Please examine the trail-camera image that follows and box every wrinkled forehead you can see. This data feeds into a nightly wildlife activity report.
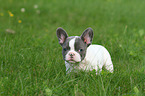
[62,36,76,47]
[62,36,86,49]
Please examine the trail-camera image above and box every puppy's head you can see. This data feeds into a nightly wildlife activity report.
[56,27,93,63]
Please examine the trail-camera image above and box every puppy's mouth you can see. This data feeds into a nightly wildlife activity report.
[68,61,76,63]
[66,59,80,64]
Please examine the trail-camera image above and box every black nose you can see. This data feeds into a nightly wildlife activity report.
[69,52,75,57]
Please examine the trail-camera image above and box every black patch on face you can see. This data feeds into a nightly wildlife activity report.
[61,36,76,60]
[74,37,87,61]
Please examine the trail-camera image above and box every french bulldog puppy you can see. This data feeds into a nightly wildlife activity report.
[56,27,113,74]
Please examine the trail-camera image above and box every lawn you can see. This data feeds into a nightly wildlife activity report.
[0,0,145,95]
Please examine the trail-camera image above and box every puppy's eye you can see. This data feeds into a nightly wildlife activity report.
[79,49,83,52]
[63,48,67,51]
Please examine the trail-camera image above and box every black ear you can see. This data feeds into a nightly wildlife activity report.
[56,27,68,46]
[81,28,93,47]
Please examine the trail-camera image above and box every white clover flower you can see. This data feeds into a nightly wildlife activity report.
[6,29,15,34]
[36,10,40,14]
[21,8,25,12]
[34,5,38,9]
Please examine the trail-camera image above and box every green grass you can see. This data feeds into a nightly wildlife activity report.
[0,0,145,95]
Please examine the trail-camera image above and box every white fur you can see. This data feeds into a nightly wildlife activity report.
[69,37,75,50]
[65,45,114,74]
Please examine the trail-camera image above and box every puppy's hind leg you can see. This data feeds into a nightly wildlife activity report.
[104,62,114,73]
[104,52,114,73]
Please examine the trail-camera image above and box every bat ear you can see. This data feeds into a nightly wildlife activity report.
[56,27,68,46]
[80,28,93,47]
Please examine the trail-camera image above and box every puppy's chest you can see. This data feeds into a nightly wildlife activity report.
[71,59,92,70]
[72,56,98,71]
